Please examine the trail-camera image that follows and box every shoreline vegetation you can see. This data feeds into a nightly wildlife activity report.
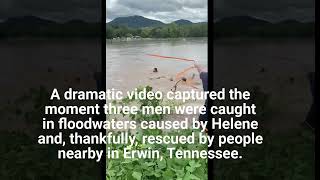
[106,23,208,39]
[0,15,314,39]
[106,15,314,40]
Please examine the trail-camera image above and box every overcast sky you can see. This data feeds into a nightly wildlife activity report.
[106,0,208,23]
[107,0,314,23]
[0,0,314,22]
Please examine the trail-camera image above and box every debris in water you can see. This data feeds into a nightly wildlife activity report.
[156,76,165,79]
[149,76,166,80]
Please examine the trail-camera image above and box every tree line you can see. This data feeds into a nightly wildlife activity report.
[106,23,208,39]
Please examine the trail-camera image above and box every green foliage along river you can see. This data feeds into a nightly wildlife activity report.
[106,23,208,39]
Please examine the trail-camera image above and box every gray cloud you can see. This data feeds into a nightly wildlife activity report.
[106,0,207,23]
[107,0,314,23]
[0,0,314,22]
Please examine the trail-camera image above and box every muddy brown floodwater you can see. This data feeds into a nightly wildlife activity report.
[107,38,315,132]
[106,38,208,93]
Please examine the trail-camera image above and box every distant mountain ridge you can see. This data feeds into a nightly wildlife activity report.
[216,16,270,26]
[0,15,101,38]
[108,15,164,28]
[107,15,200,28]
[4,16,55,25]
[1,15,94,25]
[173,19,193,25]
[108,15,313,28]
[2,15,310,28]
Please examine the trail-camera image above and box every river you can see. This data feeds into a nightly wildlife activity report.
[106,38,208,92]
[106,38,315,131]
